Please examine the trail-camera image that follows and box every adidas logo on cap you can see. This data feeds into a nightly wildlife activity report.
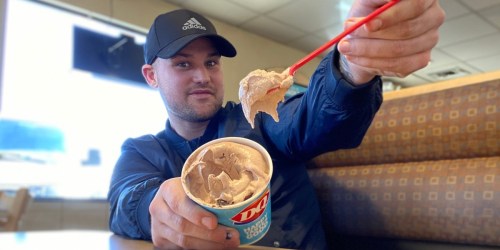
[183,17,207,31]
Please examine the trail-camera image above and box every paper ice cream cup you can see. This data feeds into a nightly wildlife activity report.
[181,137,273,245]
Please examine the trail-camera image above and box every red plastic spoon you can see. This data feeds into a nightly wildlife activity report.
[266,0,400,94]
[290,0,400,76]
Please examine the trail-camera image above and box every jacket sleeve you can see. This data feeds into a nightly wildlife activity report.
[107,136,167,240]
[263,47,383,160]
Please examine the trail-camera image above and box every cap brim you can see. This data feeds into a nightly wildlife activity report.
[156,34,237,60]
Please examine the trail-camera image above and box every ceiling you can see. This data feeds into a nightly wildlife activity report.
[163,0,500,90]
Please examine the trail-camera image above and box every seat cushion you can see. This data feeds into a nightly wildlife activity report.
[308,157,500,247]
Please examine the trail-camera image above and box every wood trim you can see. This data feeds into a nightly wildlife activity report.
[383,70,500,101]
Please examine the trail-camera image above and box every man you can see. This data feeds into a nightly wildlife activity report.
[108,1,445,249]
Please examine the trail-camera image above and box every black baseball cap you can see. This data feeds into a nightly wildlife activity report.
[144,9,237,64]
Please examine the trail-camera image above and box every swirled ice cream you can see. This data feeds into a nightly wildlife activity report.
[239,68,293,128]
[182,140,270,207]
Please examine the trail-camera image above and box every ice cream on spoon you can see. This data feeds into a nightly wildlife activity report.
[238,68,293,128]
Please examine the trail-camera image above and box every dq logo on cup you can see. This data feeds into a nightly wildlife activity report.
[232,190,269,225]
[205,185,272,245]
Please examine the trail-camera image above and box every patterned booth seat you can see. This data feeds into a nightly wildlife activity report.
[308,71,500,250]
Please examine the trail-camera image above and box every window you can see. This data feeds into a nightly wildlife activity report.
[0,0,166,199]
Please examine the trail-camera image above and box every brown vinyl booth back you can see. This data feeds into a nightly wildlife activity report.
[308,71,500,248]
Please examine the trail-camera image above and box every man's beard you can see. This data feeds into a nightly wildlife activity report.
[166,100,222,123]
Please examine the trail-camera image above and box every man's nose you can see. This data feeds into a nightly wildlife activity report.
[193,67,210,84]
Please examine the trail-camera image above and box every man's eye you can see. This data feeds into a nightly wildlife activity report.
[177,62,189,68]
[207,61,217,67]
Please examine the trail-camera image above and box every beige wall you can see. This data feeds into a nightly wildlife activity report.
[44,0,322,103]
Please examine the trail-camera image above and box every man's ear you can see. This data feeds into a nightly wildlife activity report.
[142,64,158,88]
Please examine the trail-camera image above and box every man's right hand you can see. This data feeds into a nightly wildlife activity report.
[149,178,240,249]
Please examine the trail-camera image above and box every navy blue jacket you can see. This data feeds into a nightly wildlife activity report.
[108,49,383,249]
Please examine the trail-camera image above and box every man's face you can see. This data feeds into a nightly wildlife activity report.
[152,38,225,123]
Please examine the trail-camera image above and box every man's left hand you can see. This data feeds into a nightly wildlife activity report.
[338,0,446,85]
